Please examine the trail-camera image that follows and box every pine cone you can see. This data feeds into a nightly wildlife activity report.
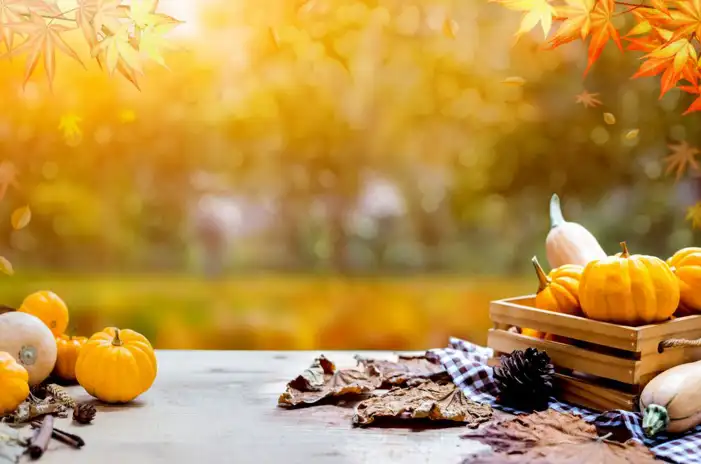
[493,347,555,411]
[72,404,96,425]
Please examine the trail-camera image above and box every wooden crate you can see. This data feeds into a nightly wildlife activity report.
[488,295,701,412]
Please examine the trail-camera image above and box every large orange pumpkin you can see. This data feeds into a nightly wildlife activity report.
[667,247,701,315]
[54,335,87,381]
[580,242,679,325]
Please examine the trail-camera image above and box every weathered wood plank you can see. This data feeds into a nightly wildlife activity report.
[33,350,493,464]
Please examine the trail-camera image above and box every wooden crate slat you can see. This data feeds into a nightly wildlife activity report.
[636,316,701,354]
[488,329,637,384]
[554,373,638,411]
[490,297,639,352]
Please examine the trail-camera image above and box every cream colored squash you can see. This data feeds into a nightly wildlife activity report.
[640,360,701,437]
[0,312,57,385]
[545,194,607,269]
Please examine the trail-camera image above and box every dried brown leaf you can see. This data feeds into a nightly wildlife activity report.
[278,355,381,407]
[462,409,656,463]
[355,354,448,387]
[353,381,492,427]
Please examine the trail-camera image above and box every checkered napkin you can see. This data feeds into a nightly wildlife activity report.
[426,337,701,464]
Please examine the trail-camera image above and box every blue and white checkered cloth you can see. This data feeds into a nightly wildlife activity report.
[427,337,701,464]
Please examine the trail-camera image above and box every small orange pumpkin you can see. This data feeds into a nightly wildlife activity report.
[667,247,701,315]
[18,291,69,337]
[0,351,29,415]
[76,327,157,403]
[521,257,583,338]
[54,335,87,381]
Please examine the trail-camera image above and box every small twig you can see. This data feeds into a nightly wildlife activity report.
[27,416,53,460]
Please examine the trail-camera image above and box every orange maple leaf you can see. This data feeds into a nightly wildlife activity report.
[665,140,700,180]
[548,0,622,75]
[632,29,699,97]
[575,89,602,107]
[677,83,701,114]
[1,12,84,88]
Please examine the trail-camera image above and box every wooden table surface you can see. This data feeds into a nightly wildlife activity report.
[37,350,494,464]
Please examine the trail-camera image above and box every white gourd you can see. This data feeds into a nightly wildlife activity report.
[0,311,57,385]
[545,194,607,269]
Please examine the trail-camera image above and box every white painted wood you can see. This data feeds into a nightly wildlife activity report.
[33,351,493,464]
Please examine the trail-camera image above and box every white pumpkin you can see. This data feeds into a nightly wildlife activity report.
[0,312,57,385]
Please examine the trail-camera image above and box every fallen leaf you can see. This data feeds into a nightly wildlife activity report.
[603,112,616,124]
[462,409,656,463]
[278,355,381,407]
[0,161,18,202]
[10,205,30,230]
[574,90,602,108]
[58,113,82,142]
[501,76,526,86]
[355,354,448,387]
[353,381,493,427]
[687,202,701,229]
[625,129,639,140]
[665,140,700,180]
[443,18,459,38]
[0,257,14,276]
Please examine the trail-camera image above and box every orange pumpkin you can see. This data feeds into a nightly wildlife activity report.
[521,257,583,338]
[667,247,701,315]
[18,291,69,337]
[580,242,679,325]
[54,335,87,381]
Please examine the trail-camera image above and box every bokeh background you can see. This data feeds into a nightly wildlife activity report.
[0,0,699,350]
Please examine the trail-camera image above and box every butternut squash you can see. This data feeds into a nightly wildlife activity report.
[545,194,607,269]
[640,360,701,437]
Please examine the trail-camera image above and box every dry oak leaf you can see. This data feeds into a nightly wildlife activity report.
[355,354,449,388]
[353,381,492,427]
[574,90,602,108]
[278,355,381,407]
[462,409,656,463]
[665,140,700,180]
[2,11,84,87]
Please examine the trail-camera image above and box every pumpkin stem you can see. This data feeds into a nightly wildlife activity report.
[620,241,630,258]
[531,256,550,292]
[112,328,124,347]
[549,194,565,229]
[642,404,669,438]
